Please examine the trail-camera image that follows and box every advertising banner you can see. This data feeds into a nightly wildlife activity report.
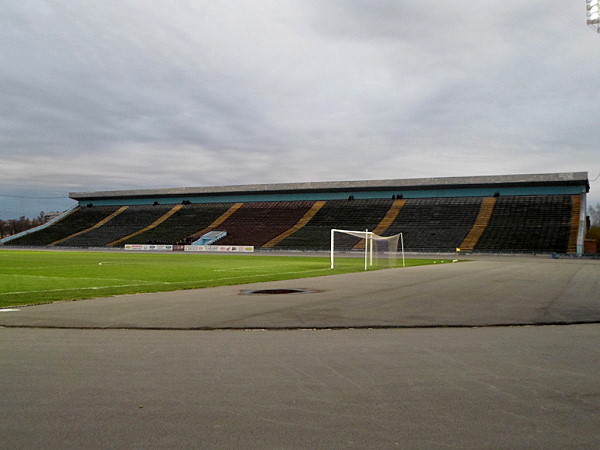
[124,244,173,251]
[184,245,254,253]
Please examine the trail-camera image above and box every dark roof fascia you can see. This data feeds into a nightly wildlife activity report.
[69,172,590,201]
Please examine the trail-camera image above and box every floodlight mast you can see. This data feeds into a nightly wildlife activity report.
[587,0,600,33]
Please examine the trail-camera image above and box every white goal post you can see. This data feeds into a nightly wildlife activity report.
[330,229,404,270]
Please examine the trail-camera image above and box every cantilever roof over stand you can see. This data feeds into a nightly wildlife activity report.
[69,172,590,204]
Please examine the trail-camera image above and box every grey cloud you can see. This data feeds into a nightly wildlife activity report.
[0,0,599,219]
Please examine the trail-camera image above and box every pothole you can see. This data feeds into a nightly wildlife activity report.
[241,288,321,295]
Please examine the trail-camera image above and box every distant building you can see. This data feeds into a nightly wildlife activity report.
[42,211,63,223]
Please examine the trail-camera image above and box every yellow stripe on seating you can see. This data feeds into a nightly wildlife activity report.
[189,203,244,239]
[108,204,185,247]
[567,195,581,253]
[50,206,129,246]
[458,197,497,251]
[353,199,406,249]
[262,201,327,248]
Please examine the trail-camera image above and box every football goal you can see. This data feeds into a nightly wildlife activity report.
[330,229,404,270]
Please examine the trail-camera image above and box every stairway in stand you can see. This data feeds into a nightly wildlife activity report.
[353,199,406,249]
[567,195,581,253]
[459,197,497,251]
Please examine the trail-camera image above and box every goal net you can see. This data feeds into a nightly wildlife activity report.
[330,229,404,270]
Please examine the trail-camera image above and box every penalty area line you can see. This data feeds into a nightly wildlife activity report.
[0,282,164,296]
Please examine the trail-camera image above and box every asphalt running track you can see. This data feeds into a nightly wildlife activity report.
[1,256,599,448]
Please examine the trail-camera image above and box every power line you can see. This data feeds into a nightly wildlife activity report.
[0,193,67,200]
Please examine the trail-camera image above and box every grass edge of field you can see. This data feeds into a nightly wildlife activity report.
[0,251,462,308]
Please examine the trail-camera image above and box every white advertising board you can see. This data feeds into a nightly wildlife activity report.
[124,244,173,251]
[184,245,254,253]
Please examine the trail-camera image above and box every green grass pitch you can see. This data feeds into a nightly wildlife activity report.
[0,250,451,307]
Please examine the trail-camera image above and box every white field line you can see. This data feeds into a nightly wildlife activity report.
[212,265,279,272]
[203,267,332,281]
[0,274,151,283]
[3,263,128,271]
[211,262,321,272]
[0,267,332,296]
[4,261,172,272]
[0,283,165,296]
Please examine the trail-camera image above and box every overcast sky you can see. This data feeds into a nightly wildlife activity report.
[1,0,599,219]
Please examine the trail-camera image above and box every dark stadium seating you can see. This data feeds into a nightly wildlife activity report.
[212,201,316,247]
[5,194,580,253]
[55,205,174,247]
[474,195,572,253]
[8,206,121,246]
[274,199,395,250]
[120,203,235,246]
[384,197,483,252]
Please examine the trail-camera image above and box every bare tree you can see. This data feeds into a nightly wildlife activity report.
[589,202,600,227]
[0,213,45,237]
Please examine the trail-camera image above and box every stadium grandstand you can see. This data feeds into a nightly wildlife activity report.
[1,172,590,255]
